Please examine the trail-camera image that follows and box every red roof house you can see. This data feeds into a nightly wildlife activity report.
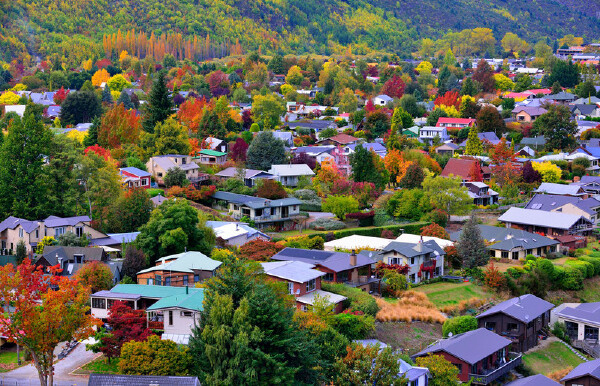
[435,118,476,129]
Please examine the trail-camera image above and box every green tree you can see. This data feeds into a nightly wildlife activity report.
[322,195,359,220]
[547,59,580,88]
[465,126,483,155]
[351,145,388,190]
[246,131,286,170]
[57,231,90,247]
[105,188,154,233]
[117,91,135,109]
[135,199,215,263]
[476,106,505,136]
[575,80,597,98]
[164,167,188,188]
[251,93,286,130]
[0,113,52,219]
[83,117,100,147]
[119,335,190,376]
[400,94,420,117]
[442,315,478,337]
[460,77,480,96]
[457,214,488,269]
[15,240,26,264]
[143,72,173,133]
[422,175,471,216]
[153,118,191,155]
[333,344,407,385]
[533,104,577,151]
[101,86,113,104]
[426,108,448,127]
[60,91,102,125]
[399,162,424,189]
[415,355,460,386]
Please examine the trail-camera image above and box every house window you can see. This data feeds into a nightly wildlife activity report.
[410,257,415,265]
[306,279,316,292]
[74,254,83,264]
[165,277,171,286]
[489,250,495,257]
[537,247,542,255]
[76,227,83,237]
[390,257,400,265]
[182,158,187,165]
[301,305,308,312]
[526,249,532,255]
[156,275,162,286]
[18,228,23,238]
[470,364,477,374]
[168,311,173,326]
[35,229,39,238]
[409,274,416,283]
[141,178,148,186]
[507,323,518,332]
[485,322,496,331]
[455,363,462,374]
[288,282,294,295]
[91,298,106,309]
[323,273,334,281]
[55,227,65,237]
[501,251,509,258]
[157,172,163,177]
[194,274,199,282]
[181,311,193,317]
[147,278,154,285]
[512,251,519,260]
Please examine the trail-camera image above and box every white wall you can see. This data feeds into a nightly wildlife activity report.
[163,308,201,335]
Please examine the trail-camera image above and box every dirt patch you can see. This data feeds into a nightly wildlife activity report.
[371,321,442,356]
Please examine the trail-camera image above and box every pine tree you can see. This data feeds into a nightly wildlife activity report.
[117,91,135,110]
[101,86,113,104]
[457,215,489,269]
[465,126,482,155]
[83,117,100,147]
[143,71,173,133]
[246,131,286,170]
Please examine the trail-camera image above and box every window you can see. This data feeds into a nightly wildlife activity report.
[485,321,496,331]
[181,311,193,317]
[165,277,171,286]
[489,250,495,257]
[288,282,294,294]
[156,275,162,286]
[74,254,83,264]
[182,158,187,164]
[168,311,173,326]
[501,251,509,258]
[54,227,65,237]
[537,247,542,255]
[76,227,83,237]
[507,323,518,332]
[390,257,400,265]
[158,172,163,177]
[147,278,154,285]
[194,274,199,282]
[107,299,115,309]
[301,305,308,312]
[410,257,415,265]
[306,279,316,292]
[512,251,519,260]
[35,229,39,238]
[455,363,462,374]
[141,178,148,186]
[18,228,23,238]
[470,364,477,374]
[526,249,532,255]
[183,276,188,286]
[323,273,334,281]
[91,298,106,309]
[409,274,416,283]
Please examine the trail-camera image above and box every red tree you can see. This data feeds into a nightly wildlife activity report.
[434,90,460,109]
[53,87,69,105]
[230,137,249,162]
[472,59,496,93]
[469,160,483,182]
[84,145,111,161]
[420,223,449,239]
[239,239,284,261]
[291,152,316,169]
[380,75,406,99]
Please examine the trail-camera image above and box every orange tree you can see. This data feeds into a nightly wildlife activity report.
[74,261,114,292]
[0,259,98,386]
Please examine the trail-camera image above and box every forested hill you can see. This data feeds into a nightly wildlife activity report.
[1,0,599,63]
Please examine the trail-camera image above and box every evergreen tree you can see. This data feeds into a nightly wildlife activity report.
[460,77,479,96]
[465,126,483,155]
[457,215,489,269]
[117,91,135,109]
[533,104,577,151]
[551,81,562,95]
[437,66,451,96]
[143,72,173,134]
[101,86,113,104]
[83,117,100,147]
[246,131,286,170]
[351,145,387,190]
[60,91,102,125]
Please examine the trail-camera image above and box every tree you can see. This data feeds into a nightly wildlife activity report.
[83,117,100,146]
[285,65,304,86]
[256,179,287,199]
[0,259,97,386]
[102,85,113,104]
[120,335,190,375]
[476,106,505,135]
[472,60,495,93]
[575,80,597,98]
[522,161,542,183]
[252,93,285,130]
[98,103,141,148]
[0,91,20,105]
[164,167,188,188]
[546,60,580,88]
[469,160,483,182]
[422,176,471,216]
[121,245,147,280]
[421,223,449,239]
[501,32,529,55]
[533,104,577,151]
[399,162,424,189]
[15,240,26,264]
[493,74,515,91]
[426,108,448,127]
[551,81,562,95]
[53,87,69,105]
[415,355,460,386]
[333,344,407,385]
[351,145,388,190]
[381,75,405,99]
[459,95,480,119]
[460,77,480,97]
[117,91,135,109]
[135,199,215,263]
[153,118,191,155]
[465,126,483,155]
[106,188,154,233]
[75,261,113,292]
[60,91,102,125]
[239,239,284,261]
[0,114,52,219]
[457,215,488,269]
[531,161,562,183]
[339,88,358,113]
[400,94,420,117]
[246,131,286,170]
[143,72,173,133]
[57,231,89,247]
[322,195,359,220]
[91,68,110,87]
[230,137,249,162]
[442,315,478,337]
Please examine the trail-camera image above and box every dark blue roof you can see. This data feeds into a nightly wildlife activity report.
[120,167,151,177]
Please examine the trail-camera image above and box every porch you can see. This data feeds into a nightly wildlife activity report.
[469,352,522,385]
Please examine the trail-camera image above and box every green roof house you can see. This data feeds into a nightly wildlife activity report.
[193,149,228,166]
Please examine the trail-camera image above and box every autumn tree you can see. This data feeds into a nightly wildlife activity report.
[323,195,360,220]
[333,344,407,385]
[533,104,577,151]
[53,87,69,105]
[490,138,520,187]
[380,75,405,99]
[230,137,249,162]
[142,117,191,156]
[119,335,190,375]
[501,32,529,56]
[98,103,141,148]
[472,59,495,93]
[421,223,449,239]
[121,245,147,280]
[0,259,98,386]
[251,93,286,130]
[415,355,460,386]
[75,261,114,292]
[469,160,483,182]
[423,175,471,216]
[143,71,173,133]
[256,179,287,199]
[177,97,207,133]
[464,126,482,155]
[522,160,542,183]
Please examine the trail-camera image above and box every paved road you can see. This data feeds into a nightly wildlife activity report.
[1,341,97,386]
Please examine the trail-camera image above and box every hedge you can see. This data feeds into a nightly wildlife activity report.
[442,315,478,337]
[322,282,380,316]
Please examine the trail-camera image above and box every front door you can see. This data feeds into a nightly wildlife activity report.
[282,206,289,218]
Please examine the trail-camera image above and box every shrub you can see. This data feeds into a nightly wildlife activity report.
[282,235,324,250]
[330,312,375,340]
[442,315,478,337]
[382,269,409,296]
[322,282,380,316]
[560,266,584,290]
[565,259,594,278]
[421,209,448,227]
[310,218,346,231]
[332,222,429,239]
[552,321,568,342]
[292,189,322,211]
[580,256,600,275]
[381,229,395,239]
[346,211,375,227]
[420,223,449,239]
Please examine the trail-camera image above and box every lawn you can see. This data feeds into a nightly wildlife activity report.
[74,356,120,375]
[486,260,523,272]
[522,341,584,376]
[413,281,494,308]
[0,351,23,373]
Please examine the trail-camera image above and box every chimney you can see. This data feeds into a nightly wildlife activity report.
[350,250,357,266]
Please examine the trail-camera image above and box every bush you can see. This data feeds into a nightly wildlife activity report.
[560,266,584,290]
[552,321,568,342]
[310,218,346,231]
[565,259,594,278]
[580,256,600,275]
[292,189,322,211]
[322,282,380,316]
[330,312,375,340]
[442,315,478,337]
[382,269,409,296]
[346,211,375,227]
[282,235,325,250]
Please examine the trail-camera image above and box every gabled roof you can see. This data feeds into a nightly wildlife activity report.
[395,233,454,248]
[94,284,202,300]
[206,221,269,241]
[498,207,592,229]
[261,261,325,283]
[440,158,483,180]
[345,142,387,155]
[0,216,38,234]
[88,374,201,386]
[286,120,335,130]
[268,164,315,177]
[41,246,106,265]
[506,374,560,386]
[557,302,600,326]
[412,328,511,365]
[477,294,554,323]
[374,94,393,102]
[435,117,476,126]
[271,248,375,272]
[561,358,600,382]
[459,132,500,147]
[571,104,599,116]
[293,146,336,156]
[511,106,548,116]
[295,289,347,305]
[324,235,393,251]
[322,133,358,145]
[542,91,576,101]
[197,149,227,157]
[146,289,205,312]
[535,182,585,196]
[449,224,559,251]
[119,167,151,178]
[525,193,580,212]
[519,136,546,146]
[149,155,199,172]
[211,191,302,209]
[137,251,222,274]
[382,242,434,258]
[43,215,91,228]
[215,167,274,179]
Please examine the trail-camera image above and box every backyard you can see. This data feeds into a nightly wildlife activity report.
[413,281,495,309]
[73,356,119,375]
[522,340,584,376]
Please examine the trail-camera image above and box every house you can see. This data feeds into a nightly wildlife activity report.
[206,221,270,246]
[402,126,420,138]
[203,136,228,153]
[435,142,459,155]
[573,96,600,105]
[556,303,600,357]
[395,233,454,249]
[270,248,379,293]
[435,117,476,129]
[459,132,501,147]
[534,182,588,197]
[571,104,600,118]
[193,149,228,166]
[317,133,359,146]
[272,131,294,146]
[211,191,302,230]
[464,182,499,206]
[525,193,600,224]
[44,105,61,119]
[519,136,546,151]
[505,374,560,386]
[561,359,600,386]
[440,158,491,182]
[286,120,337,133]
[476,294,554,352]
[450,225,560,260]
[323,235,393,252]
[419,126,449,144]
[88,374,201,386]
[498,207,594,237]
[261,261,347,313]
[88,232,140,252]
[511,107,547,123]
[318,145,351,176]
[146,155,205,186]
[344,142,387,158]
[292,146,336,164]
[373,94,393,106]
[119,167,151,189]
[268,164,315,187]
[378,240,445,284]
[136,251,222,286]
[572,175,600,195]
[36,245,121,284]
[412,328,521,385]
[515,146,535,158]
[542,91,577,105]
[214,167,275,187]
[3,105,26,117]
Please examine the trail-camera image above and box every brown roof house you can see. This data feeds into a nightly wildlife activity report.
[317,133,360,146]
[440,158,491,182]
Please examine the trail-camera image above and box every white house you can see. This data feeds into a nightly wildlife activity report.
[373,94,393,106]
[268,164,315,187]
[419,126,449,144]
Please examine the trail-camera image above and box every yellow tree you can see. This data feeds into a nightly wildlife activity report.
[91,69,110,87]
[384,149,411,185]
[0,91,20,105]
[501,33,529,56]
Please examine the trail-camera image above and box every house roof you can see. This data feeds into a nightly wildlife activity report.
[345,142,387,155]
[271,248,375,272]
[440,158,483,179]
[374,94,393,102]
[88,374,201,386]
[535,182,585,196]
[197,149,227,157]
[382,241,435,258]
[146,289,205,312]
[412,328,511,365]
[268,164,315,177]
[211,191,301,210]
[0,216,38,234]
[511,106,548,116]
[561,359,600,382]
[295,289,347,305]
[557,302,600,326]
[91,290,141,300]
[476,294,554,323]
[520,136,546,146]
[214,167,274,179]
[505,374,560,386]
[150,156,199,172]
[571,104,599,116]
[324,235,393,251]
[41,246,106,266]
[526,193,581,211]
[43,215,91,228]
[151,194,168,206]
[435,117,476,126]
[449,224,559,251]
[286,120,335,130]
[206,221,269,241]
[498,207,591,230]
[459,132,500,147]
[395,233,454,248]
[542,91,576,101]
[119,167,151,178]
[322,133,358,145]
[94,284,203,299]
[137,251,222,275]
[573,96,600,105]
[261,261,325,283]
[293,146,335,156]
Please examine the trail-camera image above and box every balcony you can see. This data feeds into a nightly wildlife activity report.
[469,353,522,385]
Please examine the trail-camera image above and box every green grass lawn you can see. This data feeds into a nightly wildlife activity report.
[523,341,584,375]
[75,356,120,375]
[413,281,493,308]
[0,351,22,373]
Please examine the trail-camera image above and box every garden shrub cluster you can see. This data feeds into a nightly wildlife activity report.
[442,315,478,337]
[292,189,322,212]
[310,218,346,231]
[322,282,380,316]
[330,310,375,340]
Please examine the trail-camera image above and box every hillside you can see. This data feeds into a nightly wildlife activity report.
[0,0,599,62]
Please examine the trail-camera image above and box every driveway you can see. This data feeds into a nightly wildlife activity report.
[1,340,97,385]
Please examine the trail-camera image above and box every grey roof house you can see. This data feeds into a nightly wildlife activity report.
[214,167,275,187]
[561,359,600,385]
[498,207,594,237]
[556,303,600,357]
[526,193,600,224]
[88,374,201,386]
[379,240,445,284]
[268,164,315,186]
[505,374,560,386]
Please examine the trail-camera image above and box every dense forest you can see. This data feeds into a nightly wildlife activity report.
[0,0,599,63]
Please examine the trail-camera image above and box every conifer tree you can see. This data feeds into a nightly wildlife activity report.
[83,117,100,147]
[117,91,135,110]
[465,126,482,155]
[101,86,113,104]
[143,71,173,133]
[457,215,489,269]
